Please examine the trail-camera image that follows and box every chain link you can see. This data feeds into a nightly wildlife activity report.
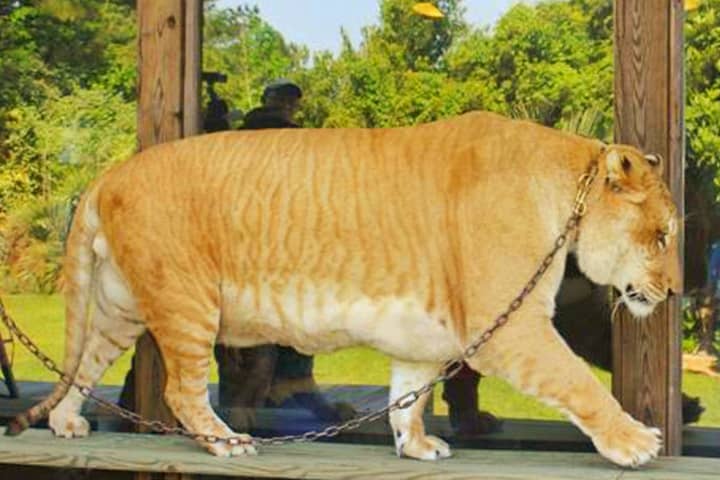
[0,162,598,447]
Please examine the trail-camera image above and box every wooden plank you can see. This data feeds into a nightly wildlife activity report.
[183,0,203,137]
[3,382,719,457]
[612,0,684,456]
[0,465,130,480]
[4,428,718,480]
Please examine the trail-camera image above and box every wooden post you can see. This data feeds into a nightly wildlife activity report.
[184,0,203,137]
[135,1,202,479]
[612,0,684,456]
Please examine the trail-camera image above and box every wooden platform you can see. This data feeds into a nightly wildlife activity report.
[0,427,718,479]
[2,381,718,458]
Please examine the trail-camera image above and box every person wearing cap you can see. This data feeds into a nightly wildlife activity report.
[213,80,355,432]
[242,79,303,129]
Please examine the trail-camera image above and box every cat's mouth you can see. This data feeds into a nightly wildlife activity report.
[621,285,658,319]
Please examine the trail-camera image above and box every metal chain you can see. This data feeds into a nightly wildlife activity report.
[0,163,598,447]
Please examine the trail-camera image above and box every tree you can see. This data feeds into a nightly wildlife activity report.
[0,85,136,292]
[373,0,467,71]
[475,0,613,128]
[0,1,137,292]
[0,1,136,168]
[297,0,500,128]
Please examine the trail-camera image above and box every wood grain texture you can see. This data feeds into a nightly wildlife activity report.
[1,428,718,480]
[183,0,202,137]
[612,0,684,456]
[137,0,184,149]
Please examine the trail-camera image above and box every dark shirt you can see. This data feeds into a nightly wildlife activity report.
[242,106,299,130]
[241,104,309,379]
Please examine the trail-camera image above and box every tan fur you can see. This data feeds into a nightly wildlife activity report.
[13,112,680,466]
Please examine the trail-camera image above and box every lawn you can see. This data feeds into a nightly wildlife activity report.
[2,294,718,426]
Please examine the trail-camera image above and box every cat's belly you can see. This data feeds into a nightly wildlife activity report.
[216,279,460,362]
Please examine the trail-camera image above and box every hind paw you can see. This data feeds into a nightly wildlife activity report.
[49,411,90,439]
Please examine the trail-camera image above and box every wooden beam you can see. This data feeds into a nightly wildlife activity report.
[612,0,684,456]
[135,1,202,479]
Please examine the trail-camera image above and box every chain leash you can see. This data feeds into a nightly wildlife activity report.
[0,163,598,447]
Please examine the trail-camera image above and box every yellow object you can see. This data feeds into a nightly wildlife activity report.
[412,2,444,19]
[685,0,700,11]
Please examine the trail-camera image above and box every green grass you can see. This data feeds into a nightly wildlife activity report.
[2,294,719,426]
[2,294,136,385]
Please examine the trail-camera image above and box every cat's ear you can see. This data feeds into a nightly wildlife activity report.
[644,153,664,175]
[603,149,646,203]
[605,149,632,183]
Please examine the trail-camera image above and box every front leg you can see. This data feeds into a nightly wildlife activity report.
[389,360,451,460]
[470,319,661,468]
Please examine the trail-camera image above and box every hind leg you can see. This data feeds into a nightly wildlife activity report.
[151,311,256,457]
[389,360,450,460]
[49,312,145,438]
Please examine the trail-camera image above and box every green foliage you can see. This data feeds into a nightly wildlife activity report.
[374,0,467,71]
[295,0,498,127]
[0,85,135,293]
[0,1,135,99]
[684,1,720,291]
[293,0,613,129]
[0,1,137,292]
[484,0,613,127]
[686,1,720,203]
[1,86,136,210]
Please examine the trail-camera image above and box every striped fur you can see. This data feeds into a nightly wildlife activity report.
[8,112,680,466]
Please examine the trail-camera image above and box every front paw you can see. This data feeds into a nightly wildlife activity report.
[593,413,662,468]
[204,434,257,457]
[395,432,451,461]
